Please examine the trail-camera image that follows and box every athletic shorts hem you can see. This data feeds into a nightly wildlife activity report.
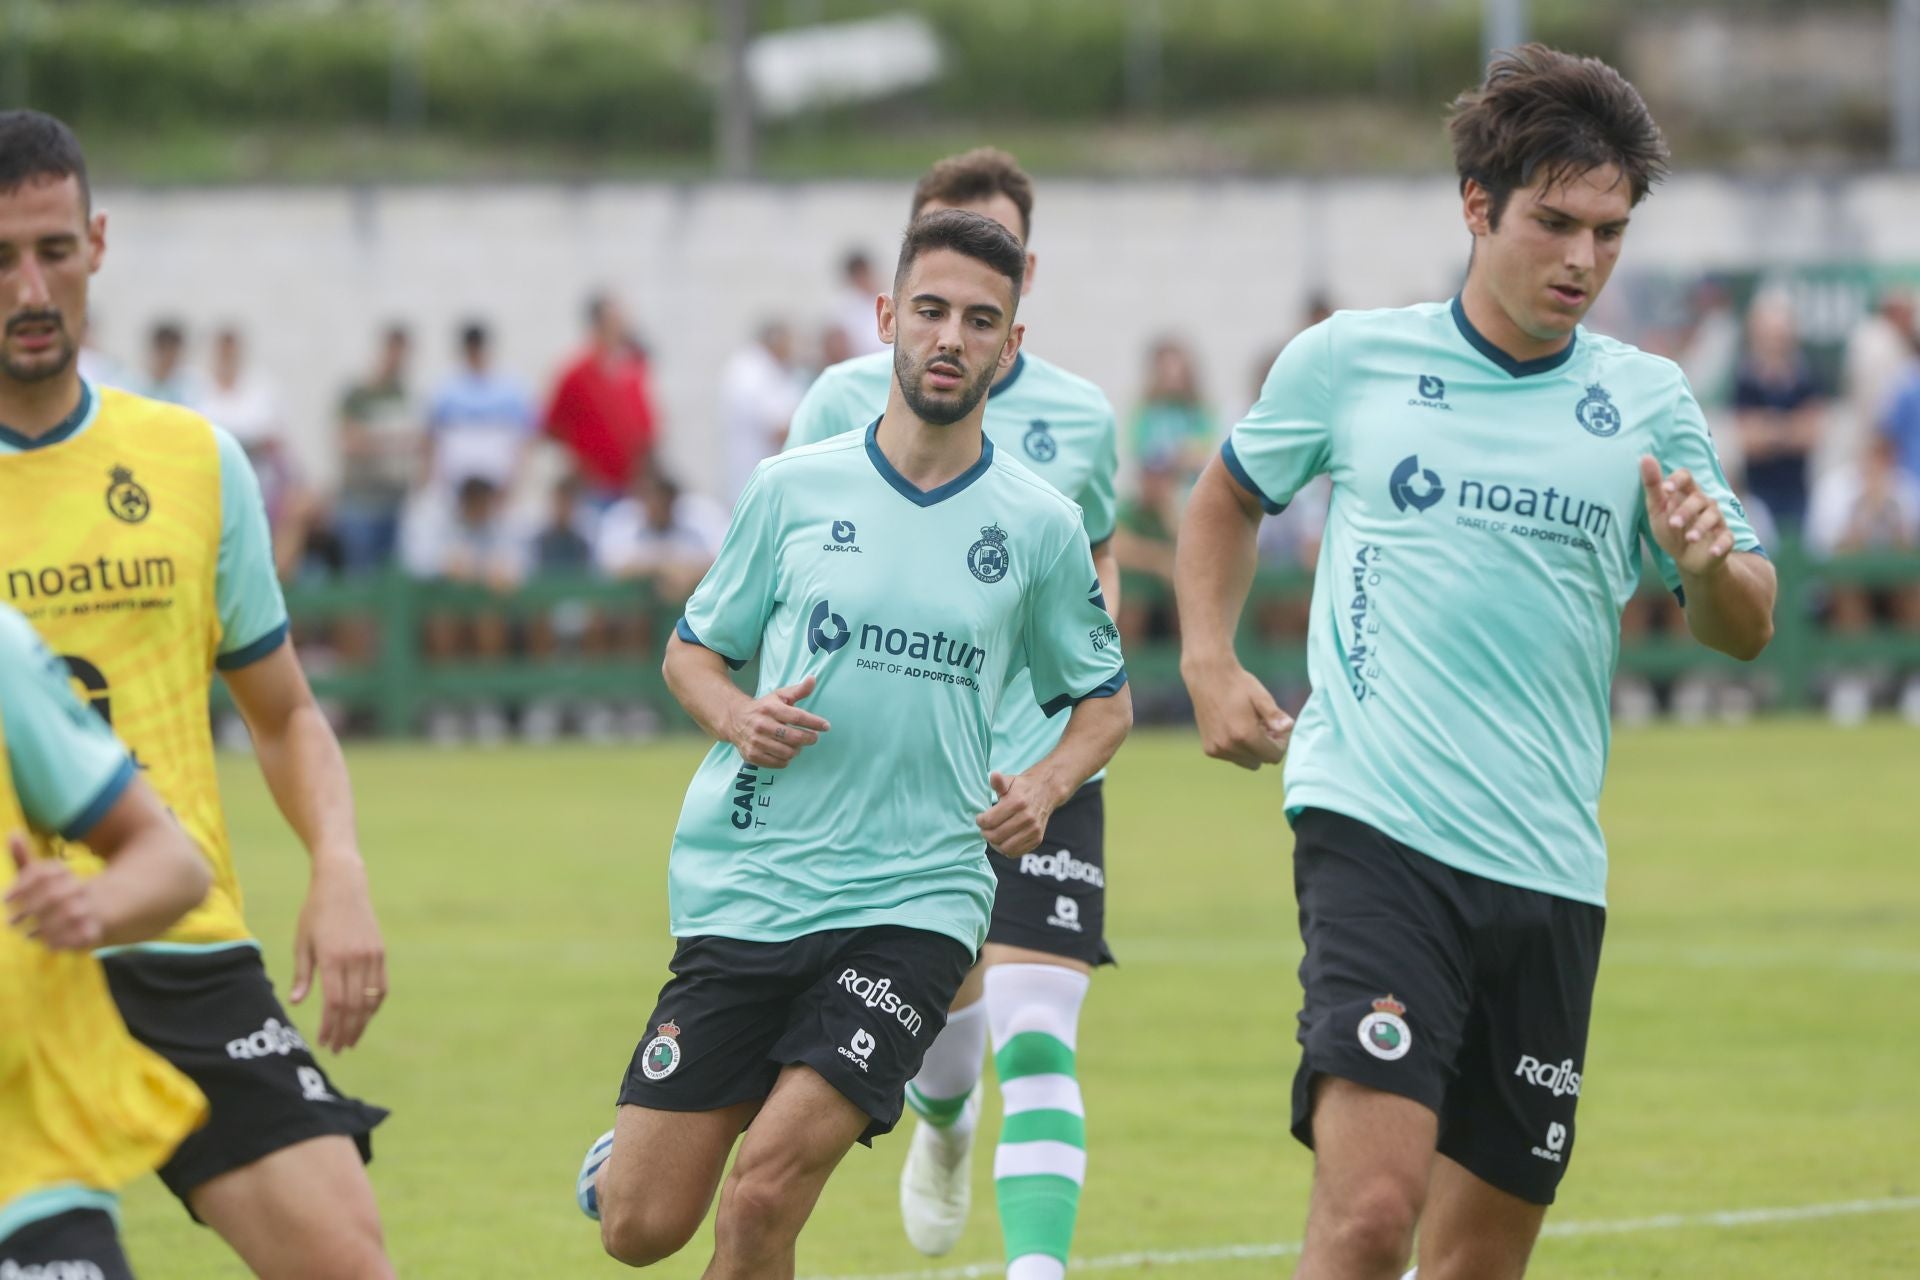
[982,918,1115,967]
[157,1108,382,1207]
[1288,1063,1446,1151]
[1437,1136,1563,1207]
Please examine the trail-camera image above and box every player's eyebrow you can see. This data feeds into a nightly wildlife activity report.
[1536,201,1630,233]
[910,291,1005,321]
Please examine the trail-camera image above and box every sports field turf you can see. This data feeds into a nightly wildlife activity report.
[119,723,1919,1278]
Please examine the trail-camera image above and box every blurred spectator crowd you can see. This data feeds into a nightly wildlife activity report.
[78,259,1920,737]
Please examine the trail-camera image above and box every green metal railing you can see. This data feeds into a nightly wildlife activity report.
[278,541,1920,736]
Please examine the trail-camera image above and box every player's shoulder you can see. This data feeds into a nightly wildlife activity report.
[1012,352,1114,420]
[988,443,1087,536]
[0,600,43,662]
[1578,328,1689,394]
[97,383,224,442]
[1322,300,1455,347]
[754,428,871,489]
[811,351,893,397]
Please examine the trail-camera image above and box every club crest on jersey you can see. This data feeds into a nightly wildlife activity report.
[641,1020,682,1080]
[1358,994,1412,1062]
[1023,419,1057,463]
[106,465,151,524]
[968,523,1010,583]
[1575,384,1622,437]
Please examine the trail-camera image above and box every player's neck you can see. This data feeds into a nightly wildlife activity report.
[874,401,987,492]
[1458,275,1573,366]
[0,370,86,439]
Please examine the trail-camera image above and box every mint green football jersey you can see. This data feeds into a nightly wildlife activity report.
[788,350,1119,779]
[1224,299,1763,906]
[672,421,1128,951]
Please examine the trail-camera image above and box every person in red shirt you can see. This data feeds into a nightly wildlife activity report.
[543,293,658,502]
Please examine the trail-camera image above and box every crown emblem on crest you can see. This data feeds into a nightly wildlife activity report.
[656,1020,680,1039]
[1371,995,1406,1017]
[110,465,134,485]
[978,524,1007,546]
[1585,384,1611,404]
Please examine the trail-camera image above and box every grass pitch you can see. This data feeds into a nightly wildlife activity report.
[119,723,1919,1278]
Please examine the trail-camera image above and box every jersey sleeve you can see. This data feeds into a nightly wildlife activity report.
[1640,373,1767,599]
[1222,320,1336,514]
[1022,530,1128,718]
[785,364,882,451]
[1079,402,1120,545]
[678,465,781,670]
[212,427,291,669]
[0,613,137,839]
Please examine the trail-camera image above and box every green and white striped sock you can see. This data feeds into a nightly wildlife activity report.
[904,999,989,1139]
[987,963,1092,1278]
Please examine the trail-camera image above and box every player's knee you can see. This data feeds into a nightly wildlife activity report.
[599,1195,699,1268]
[716,1162,806,1245]
[1327,1177,1421,1269]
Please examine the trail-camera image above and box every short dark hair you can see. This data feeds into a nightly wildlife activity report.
[894,209,1026,301]
[460,320,489,350]
[150,320,185,348]
[1448,44,1669,229]
[0,110,90,211]
[911,148,1034,243]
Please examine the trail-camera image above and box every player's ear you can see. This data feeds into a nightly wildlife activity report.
[999,322,1025,373]
[87,210,107,273]
[1462,179,1494,239]
[876,292,897,346]
[1021,249,1037,299]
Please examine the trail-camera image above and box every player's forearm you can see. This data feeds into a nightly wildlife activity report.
[1681,551,1777,661]
[663,633,752,743]
[254,701,366,873]
[1027,684,1133,807]
[1175,460,1263,673]
[1091,540,1122,619]
[82,781,213,947]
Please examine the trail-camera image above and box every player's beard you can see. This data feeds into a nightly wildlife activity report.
[1,308,77,384]
[895,345,999,427]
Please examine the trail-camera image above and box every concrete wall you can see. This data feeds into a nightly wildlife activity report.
[87,174,1920,499]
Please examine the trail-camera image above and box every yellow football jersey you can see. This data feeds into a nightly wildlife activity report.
[0,703,207,1217]
[0,384,282,946]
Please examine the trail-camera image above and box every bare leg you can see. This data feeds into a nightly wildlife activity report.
[704,1065,871,1280]
[598,1098,760,1267]
[1412,1155,1547,1280]
[188,1135,392,1280]
[1294,1078,1436,1280]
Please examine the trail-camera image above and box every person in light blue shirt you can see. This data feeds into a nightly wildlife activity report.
[424,320,535,495]
[1177,47,1776,1280]
[583,210,1130,1278]
[787,149,1124,1277]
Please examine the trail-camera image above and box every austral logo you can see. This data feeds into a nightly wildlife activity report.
[1388,455,1446,513]
[1409,375,1452,410]
[807,600,851,653]
[1575,384,1622,437]
[826,519,861,552]
[1023,419,1057,462]
[106,464,151,523]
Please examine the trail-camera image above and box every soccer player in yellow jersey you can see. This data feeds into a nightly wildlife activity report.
[1,601,211,1279]
[0,111,396,1279]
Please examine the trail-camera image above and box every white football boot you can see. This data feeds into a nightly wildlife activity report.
[899,1087,981,1255]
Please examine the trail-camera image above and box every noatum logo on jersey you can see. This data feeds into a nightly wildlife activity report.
[1387,454,1617,552]
[806,598,988,682]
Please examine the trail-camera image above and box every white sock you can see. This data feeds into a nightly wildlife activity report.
[1008,1255,1066,1280]
[905,999,989,1139]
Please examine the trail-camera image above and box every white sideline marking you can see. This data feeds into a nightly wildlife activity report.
[799,1195,1920,1280]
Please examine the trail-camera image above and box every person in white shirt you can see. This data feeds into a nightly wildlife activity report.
[719,321,804,505]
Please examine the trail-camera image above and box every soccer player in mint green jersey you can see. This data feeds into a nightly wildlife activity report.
[584,210,1131,1278]
[1177,48,1776,1280]
[786,149,1121,1278]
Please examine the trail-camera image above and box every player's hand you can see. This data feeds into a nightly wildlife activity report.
[5,833,104,950]
[291,856,388,1053]
[976,771,1056,858]
[728,675,830,769]
[1641,456,1737,580]
[1184,658,1293,770]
